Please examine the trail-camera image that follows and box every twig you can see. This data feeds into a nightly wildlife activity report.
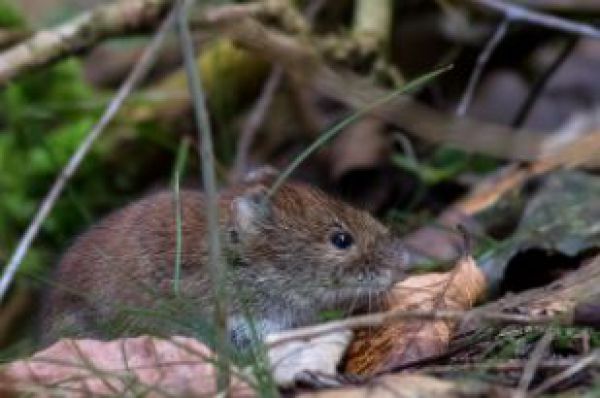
[530,350,599,396]
[0,1,270,86]
[423,358,600,373]
[231,0,325,180]
[188,2,552,161]
[0,0,173,85]
[0,29,30,49]
[265,307,561,348]
[0,5,178,303]
[517,0,600,12]
[511,37,577,128]
[176,0,229,392]
[476,127,600,206]
[1,0,581,162]
[232,66,284,180]
[514,330,554,398]
[471,0,600,38]
[456,17,510,116]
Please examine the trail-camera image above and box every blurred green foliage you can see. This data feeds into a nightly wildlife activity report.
[0,0,24,27]
[392,146,498,187]
[0,59,103,276]
[0,2,174,280]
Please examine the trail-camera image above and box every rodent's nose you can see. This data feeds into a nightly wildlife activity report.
[357,270,376,282]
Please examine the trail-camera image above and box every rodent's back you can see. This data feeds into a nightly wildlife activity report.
[42,190,211,342]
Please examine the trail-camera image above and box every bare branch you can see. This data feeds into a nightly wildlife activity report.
[231,0,325,180]
[232,66,284,180]
[530,351,600,397]
[265,307,560,348]
[471,0,600,38]
[0,5,178,303]
[515,330,554,398]
[0,29,30,49]
[456,17,510,116]
[0,0,173,85]
[512,37,577,128]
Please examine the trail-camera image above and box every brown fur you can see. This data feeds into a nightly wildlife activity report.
[42,179,408,347]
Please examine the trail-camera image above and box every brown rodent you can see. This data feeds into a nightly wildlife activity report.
[41,169,409,348]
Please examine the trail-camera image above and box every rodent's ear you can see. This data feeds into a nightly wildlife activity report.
[231,185,272,234]
[242,166,279,185]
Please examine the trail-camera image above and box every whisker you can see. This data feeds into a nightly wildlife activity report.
[346,286,361,316]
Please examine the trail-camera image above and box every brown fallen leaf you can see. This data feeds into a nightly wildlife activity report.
[268,329,353,387]
[300,373,510,398]
[0,336,254,397]
[345,252,487,375]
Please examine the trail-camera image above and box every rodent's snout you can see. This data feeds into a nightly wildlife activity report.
[356,267,396,289]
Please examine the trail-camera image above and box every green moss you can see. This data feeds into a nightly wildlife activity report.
[0,0,25,28]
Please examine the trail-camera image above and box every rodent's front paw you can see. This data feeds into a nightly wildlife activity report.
[267,329,353,387]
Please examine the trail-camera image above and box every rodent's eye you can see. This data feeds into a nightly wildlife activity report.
[330,231,354,250]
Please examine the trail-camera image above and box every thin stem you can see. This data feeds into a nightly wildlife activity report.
[530,350,599,397]
[171,138,190,297]
[0,4,178,303]
[514,330,554,398]
[176,0,229,392]
[471,0,600,38]
[265,306,563,348]
[233,66,284,179]
[456,17,510,116]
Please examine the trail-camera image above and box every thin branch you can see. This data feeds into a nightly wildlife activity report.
[232,66,284,180]
[176,0,229,391]
[190,1,552,161]
[0,6,178,303]
[471,0,600,38]
[530,350,599,396]
[423,358,600,373]
[514,330,554,398]
[511,36,577,128]
[0,0,173,85]
[0,29,30,49]
[231,0,325,180]
[265,307,562,348]
[456,17,510,116]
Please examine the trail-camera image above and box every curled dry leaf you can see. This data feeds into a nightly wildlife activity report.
[345,253,487,375]
[268,329,353,387]
[0,336,254,397]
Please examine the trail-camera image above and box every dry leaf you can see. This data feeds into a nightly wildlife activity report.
[268,329,353,387]
[300,374,510,398]
[0,336,254,397]
[345,253,486,375]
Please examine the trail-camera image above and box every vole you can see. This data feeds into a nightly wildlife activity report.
[41,168,409,348]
